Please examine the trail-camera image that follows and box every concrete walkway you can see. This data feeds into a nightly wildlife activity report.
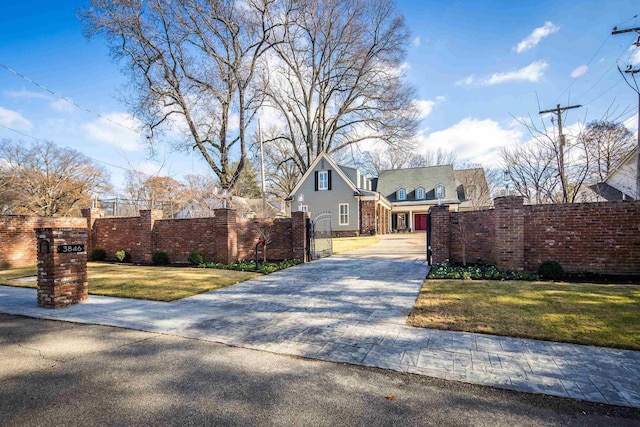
[1,233,639,408]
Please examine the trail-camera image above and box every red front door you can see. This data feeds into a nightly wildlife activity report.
[414,214,427,231]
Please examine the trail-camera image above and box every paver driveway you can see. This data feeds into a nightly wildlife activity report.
[2,232,639,408]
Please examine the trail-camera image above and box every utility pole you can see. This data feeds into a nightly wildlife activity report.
[539,103,582,203]
[612,25,640,200]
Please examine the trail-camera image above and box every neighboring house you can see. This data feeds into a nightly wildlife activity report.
[289,152,490,235]
[288,153,392,237]
[576,150,638,202]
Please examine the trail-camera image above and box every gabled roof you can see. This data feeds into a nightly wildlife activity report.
[606,149,637,182]
[288,152,358,196]
[587,182,636,201]
[376,165,460,203]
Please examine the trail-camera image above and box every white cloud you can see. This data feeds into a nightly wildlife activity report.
[4,89,49,99]
[414,99,436,119]
[484,60,548,85]
[456,61,548,86]
[50,98,76,112]
[455,75,475,86]
[0,107,33,131]
[515,21,560,53]
[570,64,588,78]
[412,36,421,47]
[417,118,523,166]
[630,45,640,66]
[82,112,144,152]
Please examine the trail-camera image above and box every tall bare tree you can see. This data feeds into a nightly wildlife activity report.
[0,140,111,216]
[263,0,419,174]
[358,147,456,177]
[82,0,281,191]
[578,120,635,182]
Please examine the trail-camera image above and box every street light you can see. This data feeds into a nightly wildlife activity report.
[222,185,229,209]
[503,169,510,196]
[297,193,304,212]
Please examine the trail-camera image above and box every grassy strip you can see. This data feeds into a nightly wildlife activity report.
[1,263,261,302]
[332,236,380,254]
[408,279,640,350]
[200,259,301,274]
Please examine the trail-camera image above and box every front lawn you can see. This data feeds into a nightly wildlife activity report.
[407,279,640,350]
[332,235,380,253]
[0,263,261,302]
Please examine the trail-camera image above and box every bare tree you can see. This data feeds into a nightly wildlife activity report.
[260,131,301,198]
[578,120,635,182]
[454,166,493,210]
[502,141,558,204]
[358,147,455,177]
[263,0,419,174]
[82,0,280,191]
[0,140,111,216]
[504,112,592,204]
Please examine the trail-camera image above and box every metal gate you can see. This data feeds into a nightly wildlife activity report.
[307,212,333,260]
[426,212,432,265]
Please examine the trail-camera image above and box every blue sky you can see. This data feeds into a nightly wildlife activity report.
[1,0,639,191]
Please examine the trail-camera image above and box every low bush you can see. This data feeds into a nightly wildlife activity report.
[152,251,170,265]
[89,248,107,262]
[538,260,564,281]
[187,252,204,265]
[115,250,132,263]
[200,259,301,274]
[428,261,538,281]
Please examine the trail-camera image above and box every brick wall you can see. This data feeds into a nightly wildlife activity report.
[433,197,640,275]
[449,209,495,266]
[359,200,376,235]
[0,216,87,268]
[89,209,307,264]
[153,217,218,263]
[36,227,88,308]
[523,202,640,274]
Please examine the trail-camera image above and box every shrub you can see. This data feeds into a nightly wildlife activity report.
[538,261,564,281]
[115,250,132,263]
[354,231,360,237]
[428,261,538,281]
[187,252,204,265]
[89,248,107,262]
[200,259,302,274]
[152,251,170,265]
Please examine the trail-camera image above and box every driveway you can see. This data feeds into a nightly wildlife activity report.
[1,232,639,408]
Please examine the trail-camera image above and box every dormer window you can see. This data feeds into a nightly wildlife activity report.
[397,188,406,200]
[436,184,445,199]
[416,187,425,199]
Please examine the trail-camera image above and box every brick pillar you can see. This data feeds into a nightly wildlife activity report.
[35,227,88,308]
[291,211,309,262]
[81,207,104,254]
[494,196,525,271]
[214,209,238,264]
[139,209,163,263]
[430,205,450,264]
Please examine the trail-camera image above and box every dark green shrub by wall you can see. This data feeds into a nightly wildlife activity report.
[538,261,564,281]
[187,252,204,265]
[153,251,170,265]
[89,248,107,261]
[115,250,132,263]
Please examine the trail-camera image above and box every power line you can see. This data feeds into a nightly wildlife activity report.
[0,63,142,135]
[0,123,138,173]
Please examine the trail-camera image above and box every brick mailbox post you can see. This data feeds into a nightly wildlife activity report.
[35,227,88,308]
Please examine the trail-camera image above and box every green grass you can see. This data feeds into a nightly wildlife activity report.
[332,235,380,253]
[0,263,260,302]
[0,265,36,281]
[407,279,640,350]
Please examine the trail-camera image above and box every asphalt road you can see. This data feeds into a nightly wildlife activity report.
[1,314,639,427]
